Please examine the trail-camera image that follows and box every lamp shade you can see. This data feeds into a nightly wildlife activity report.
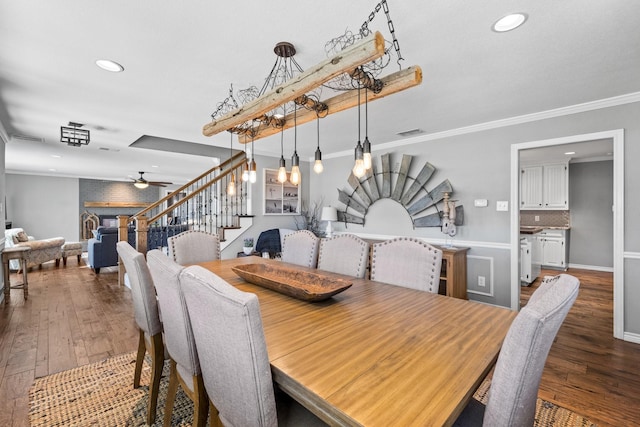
[321,207,338,222]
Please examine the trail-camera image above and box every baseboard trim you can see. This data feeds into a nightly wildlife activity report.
[622,332,640,344]
[568,263,614,272]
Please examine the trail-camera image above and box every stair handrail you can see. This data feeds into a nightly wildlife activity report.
[130,151,246,223]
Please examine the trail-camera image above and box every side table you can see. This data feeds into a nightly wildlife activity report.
[3,246,31,301]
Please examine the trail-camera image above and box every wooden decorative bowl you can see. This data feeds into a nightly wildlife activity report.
[232,263,352,302]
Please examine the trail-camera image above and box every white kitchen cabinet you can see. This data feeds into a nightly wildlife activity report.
[543,163,568,209]
[538,229,570,270]
[520,163,568,210]
[541,236,565,268]
[520,166,543,209]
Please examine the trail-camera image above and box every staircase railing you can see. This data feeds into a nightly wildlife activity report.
[116,150,248,281]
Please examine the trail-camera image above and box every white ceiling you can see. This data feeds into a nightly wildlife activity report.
[1,1,639,185]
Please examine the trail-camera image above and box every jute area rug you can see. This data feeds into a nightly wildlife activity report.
[29,352,595,426]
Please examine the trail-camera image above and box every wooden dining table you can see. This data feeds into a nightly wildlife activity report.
[199,256,517,427]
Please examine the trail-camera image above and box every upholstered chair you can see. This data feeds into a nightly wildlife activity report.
[115,242,165,425]
[180,265,326,427]
[281,230,320,268]
[370,237,443,292]
[146,250,210,427]
[317,234,370,278]
[168,230,221,265]
[453,274,580,427]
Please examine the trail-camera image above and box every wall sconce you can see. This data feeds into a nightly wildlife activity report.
[321,206,338,238]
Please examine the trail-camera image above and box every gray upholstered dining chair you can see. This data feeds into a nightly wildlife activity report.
[115,242,166,425]
[180,265,326,427]
[281,230,320,268]
[317,234,370,278]
[146,249,210,427]
[453,274,580,427]
[168,230,221,265]
[370,237,443,292]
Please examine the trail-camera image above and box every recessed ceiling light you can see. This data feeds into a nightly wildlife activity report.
[96,59,124,73]
[51,154,62,158]
[492,13,528,32]
[151,165,159,168]
[48,168,57,172]
[564,151,576,155]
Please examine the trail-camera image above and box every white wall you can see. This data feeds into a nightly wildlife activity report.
[6,174,79,242]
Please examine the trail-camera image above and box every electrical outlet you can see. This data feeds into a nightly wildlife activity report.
[535,215,540,222]
[496,201,509,211]
[478,276,486,287]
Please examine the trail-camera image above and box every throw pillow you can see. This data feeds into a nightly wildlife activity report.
[15,231,29,242]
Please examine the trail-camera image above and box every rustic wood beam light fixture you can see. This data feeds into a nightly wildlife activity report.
[202,32,386,137]
[238,65,422,143]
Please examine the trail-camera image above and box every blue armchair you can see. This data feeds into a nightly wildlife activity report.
[88,225,189,273]
[87,227,121,273]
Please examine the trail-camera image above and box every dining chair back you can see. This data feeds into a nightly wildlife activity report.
[115,242,165,425]
[317,234,370,278]
[168,230,221,265]
[370,237,442,292]
[453,274,580,427]
[180,265,326,427]
[180,265,277,426]
[146,249,209,427]
[281,230,320,268]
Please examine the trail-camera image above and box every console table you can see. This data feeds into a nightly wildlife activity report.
[436,245,469,300]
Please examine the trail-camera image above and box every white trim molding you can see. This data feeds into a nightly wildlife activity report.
[323,92,640,160]
[511,129,625,340]
[623,332,640,345]
[467,255,495,297]
[568,264,614,273]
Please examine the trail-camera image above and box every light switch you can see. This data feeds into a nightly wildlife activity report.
[496,201,509,211]
[474,199,488,207]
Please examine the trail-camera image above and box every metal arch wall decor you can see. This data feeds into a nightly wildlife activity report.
[336,153,464,229]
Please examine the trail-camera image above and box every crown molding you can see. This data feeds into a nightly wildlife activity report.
[321,91,640,160]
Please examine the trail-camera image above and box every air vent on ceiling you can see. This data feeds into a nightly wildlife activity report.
[10,134,44,143]
[396,128,425,137]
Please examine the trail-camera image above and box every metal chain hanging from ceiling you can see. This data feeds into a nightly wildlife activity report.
[204,0,420,142]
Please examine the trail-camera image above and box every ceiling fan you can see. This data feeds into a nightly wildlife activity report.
[130,171,172,189]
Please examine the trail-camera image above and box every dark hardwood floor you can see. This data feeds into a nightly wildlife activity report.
[1,260,639,426]
[521,268,640,426]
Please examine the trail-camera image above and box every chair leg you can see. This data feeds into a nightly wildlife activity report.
[133,330,145,389]
[148,333,164,426]
[192,374,209,427]
[163,359,180,427]
[209,398,223,427]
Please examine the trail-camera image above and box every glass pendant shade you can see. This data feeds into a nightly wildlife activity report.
[313,147,324,174]
[353,140,366,178]
[290,152,300,185]
[227,172,236,195]
[363,137,372,170]
[241,161,250,182]
[249,159,257,183]
[277,156,287,183]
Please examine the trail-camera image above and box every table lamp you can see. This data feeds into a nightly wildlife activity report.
[321,207,338,238]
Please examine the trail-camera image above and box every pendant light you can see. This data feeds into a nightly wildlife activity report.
[277,109,288,183]
[249,123,257,183]
[363,87,372,170]
[352,85,366,178]
[289,106,301,185]
[313,113,323,174]
[226,131,236,195]
[242,121,254,182]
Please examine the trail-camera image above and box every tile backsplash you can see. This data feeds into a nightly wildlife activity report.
[520,210,570,227]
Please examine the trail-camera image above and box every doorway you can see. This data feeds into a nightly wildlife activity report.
[510,129,624,339]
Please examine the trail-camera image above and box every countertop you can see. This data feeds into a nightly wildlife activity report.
[520,226,571,234]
